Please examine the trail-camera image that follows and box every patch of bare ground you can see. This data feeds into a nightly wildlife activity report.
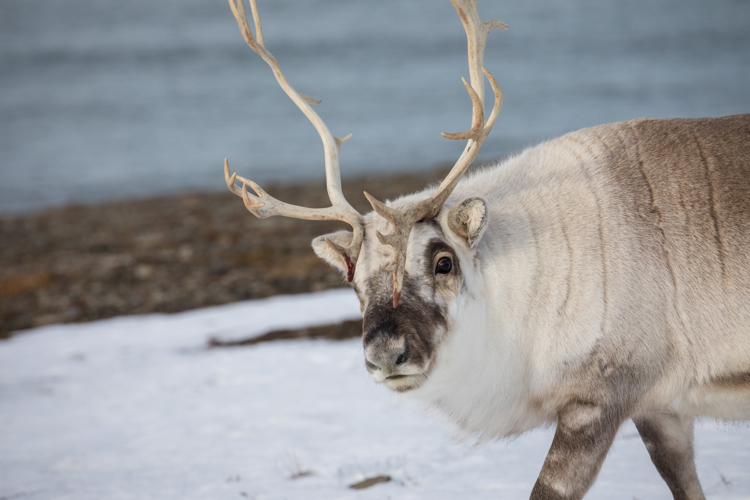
[207,319,363,348]
[349,475,392,490]
[0,167,451,338]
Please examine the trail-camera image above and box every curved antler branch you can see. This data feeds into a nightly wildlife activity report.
[365,0,506,306]
[427,67,503,212]
[224,0,364,277]
[440,77,485,141]
[227,0,354,209]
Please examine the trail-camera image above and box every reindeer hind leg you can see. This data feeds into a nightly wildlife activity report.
[633,412,706,500]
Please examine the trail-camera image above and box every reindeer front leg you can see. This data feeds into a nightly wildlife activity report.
[530,401,624,500]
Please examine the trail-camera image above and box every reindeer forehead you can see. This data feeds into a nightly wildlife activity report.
[354,213,446,284]
[365,213,445,259]
[407,221,447,263]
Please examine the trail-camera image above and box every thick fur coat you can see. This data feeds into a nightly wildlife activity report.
[314,114,750,499]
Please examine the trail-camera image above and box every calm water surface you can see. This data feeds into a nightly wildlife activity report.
[1,0,749,213]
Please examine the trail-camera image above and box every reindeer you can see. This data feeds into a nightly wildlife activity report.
[222,0,750,498]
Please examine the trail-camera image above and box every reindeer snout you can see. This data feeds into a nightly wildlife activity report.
[361,301,435,391]
[364,335,410,375]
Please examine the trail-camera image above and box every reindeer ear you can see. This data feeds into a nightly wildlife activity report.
[446,197,489,249]
[312,230,354,277]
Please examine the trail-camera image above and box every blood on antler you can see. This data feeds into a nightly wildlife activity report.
[223,0,364,281]
[365,0,506,307]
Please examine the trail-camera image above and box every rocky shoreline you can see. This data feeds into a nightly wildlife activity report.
[0,167,453,338]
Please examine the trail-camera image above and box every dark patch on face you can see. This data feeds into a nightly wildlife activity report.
[360,222,463,381]
[422,238,461,283]
[362,253,451,370]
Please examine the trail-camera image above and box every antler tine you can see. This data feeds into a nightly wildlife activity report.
[224,160,359,226]
[225,0,364,278]
[440,77,485,141]
[246,0,264,46]
[365,0,506,306]
[482,67,504,134]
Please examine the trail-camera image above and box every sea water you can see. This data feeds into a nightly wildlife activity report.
[1,0,748,214]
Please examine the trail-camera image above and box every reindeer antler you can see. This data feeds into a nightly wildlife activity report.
[224,0,364,281]
[365,0,505,307]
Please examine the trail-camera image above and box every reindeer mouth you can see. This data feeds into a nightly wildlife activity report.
[383,372,428,393]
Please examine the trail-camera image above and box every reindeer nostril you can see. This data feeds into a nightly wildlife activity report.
[394,340,410,365]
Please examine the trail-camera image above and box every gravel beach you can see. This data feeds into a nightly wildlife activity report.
[0,168,452,337]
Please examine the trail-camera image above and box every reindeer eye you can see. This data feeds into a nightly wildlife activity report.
[435,257,452,274]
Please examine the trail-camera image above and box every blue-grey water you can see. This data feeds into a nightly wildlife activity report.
[1,0,749,214]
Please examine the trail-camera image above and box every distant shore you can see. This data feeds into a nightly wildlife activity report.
[0,167,452,338]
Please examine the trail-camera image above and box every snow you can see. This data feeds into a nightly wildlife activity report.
[1,288,748,500]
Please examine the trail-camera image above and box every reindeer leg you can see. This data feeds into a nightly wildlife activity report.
[633,413,706,500]
[530,401,623,500]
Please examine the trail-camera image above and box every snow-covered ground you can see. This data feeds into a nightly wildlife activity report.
[1,289,748,500]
